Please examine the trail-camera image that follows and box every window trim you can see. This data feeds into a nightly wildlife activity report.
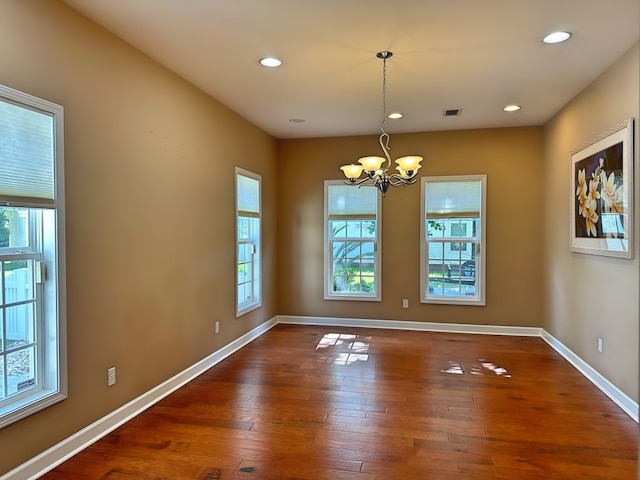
[420,175,486,306]
[324,180,382,302]
[0,84,67,429]
[235,167,262,317]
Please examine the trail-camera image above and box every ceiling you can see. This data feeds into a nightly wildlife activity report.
[61,0,639,139]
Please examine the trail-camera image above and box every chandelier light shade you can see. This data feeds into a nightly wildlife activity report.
[340,51,423,196]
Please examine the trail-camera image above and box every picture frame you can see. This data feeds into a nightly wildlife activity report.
[571,118,634,258]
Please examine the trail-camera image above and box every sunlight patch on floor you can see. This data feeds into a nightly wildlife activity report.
[316,333,371,366]
[441,359,511,377]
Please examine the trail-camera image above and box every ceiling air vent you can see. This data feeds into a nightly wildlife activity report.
[443,108,462,117]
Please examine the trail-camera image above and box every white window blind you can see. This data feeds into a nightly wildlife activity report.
[425,180,482,218]
[0,98,56,207]
[237,174,260,217]
[327,184,377,219]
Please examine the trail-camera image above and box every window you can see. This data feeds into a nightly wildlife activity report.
[324,182,381,301]
[421,175,486,305]
[235,168,261,316]
[0,84,66,428]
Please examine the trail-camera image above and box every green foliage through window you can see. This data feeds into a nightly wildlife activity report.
[330,220,376,294]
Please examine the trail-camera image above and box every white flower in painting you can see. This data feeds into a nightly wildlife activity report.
[584,199,599,237]
[600,171,623,213]
[592,157,605,181]
[576,168,588,217]
[587,178,601,203]
[576,168,586,196]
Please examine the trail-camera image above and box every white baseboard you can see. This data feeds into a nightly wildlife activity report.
[0,318,278,480]
[276,314,543,336]
[540,329,638,422]
[3,315,637,480]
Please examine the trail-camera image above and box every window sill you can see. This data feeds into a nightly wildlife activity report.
[324,295,381,302]
[236,301,261,318]
[421,297,485,306]
[0,388,66,430]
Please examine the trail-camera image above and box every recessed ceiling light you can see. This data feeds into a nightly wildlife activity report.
[259,57,282,67]
[503,104,521,112]
[543,31,571,44]
[388,112,403,119]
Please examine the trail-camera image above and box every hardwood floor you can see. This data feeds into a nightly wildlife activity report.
[41,324,637,479]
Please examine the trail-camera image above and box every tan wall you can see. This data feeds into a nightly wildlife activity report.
[0,0,636,475]
[543,42,639,402]
[0,1,278,473]
[276,127,545,327]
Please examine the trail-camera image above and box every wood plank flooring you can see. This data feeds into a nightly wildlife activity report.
[41,324,638,479]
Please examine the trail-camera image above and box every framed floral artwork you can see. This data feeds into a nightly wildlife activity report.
[571,118,634,258]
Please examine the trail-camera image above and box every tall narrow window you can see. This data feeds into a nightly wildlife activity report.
[0,84,66,428]
[324,182,381,301]
[421,175,486,305]
[235,168,261,316]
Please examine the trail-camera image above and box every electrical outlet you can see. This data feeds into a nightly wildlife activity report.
[597,337,603,353]
[215,321,220,334]
[107,366,116,386]
[402,298,409,309]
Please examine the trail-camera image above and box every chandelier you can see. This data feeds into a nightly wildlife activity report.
[340,51,423,196]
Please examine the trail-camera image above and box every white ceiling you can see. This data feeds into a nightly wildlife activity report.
[62,0,639,139]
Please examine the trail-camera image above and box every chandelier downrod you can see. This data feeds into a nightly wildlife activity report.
[339,51,423,196]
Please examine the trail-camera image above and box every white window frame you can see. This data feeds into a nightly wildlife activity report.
[324,181,382,301]
[235,168,262,316]
[420,175,486,306]
[0,84,67,429]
